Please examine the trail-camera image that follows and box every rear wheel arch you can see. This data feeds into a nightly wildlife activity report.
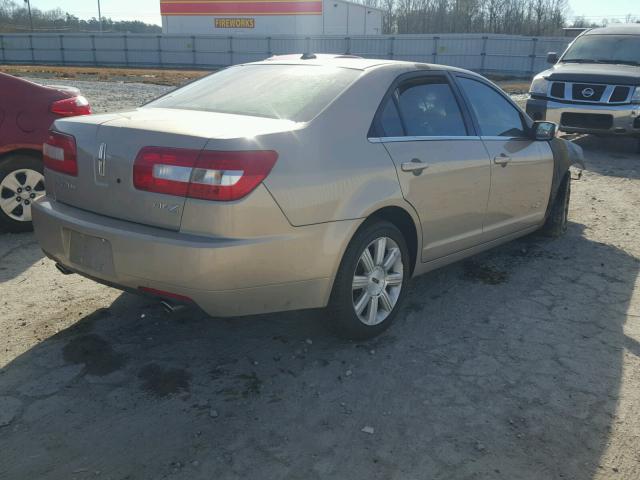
[364,206,419,276]
[325,205,420,306]
[0,148,42,164]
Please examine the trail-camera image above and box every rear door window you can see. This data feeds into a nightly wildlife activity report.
[378,98,405,137]
[384,77,467,137]
[399,81,467,137]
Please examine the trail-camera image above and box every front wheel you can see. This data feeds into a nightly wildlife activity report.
[0,154,46,233]
[328,220,410,339]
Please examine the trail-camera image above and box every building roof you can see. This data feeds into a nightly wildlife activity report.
[330,0,385,13]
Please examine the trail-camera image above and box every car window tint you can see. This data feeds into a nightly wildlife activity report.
[378,98,404,137]
[146,64,360,122]
[396,80,467,137]
[457,77,527,137]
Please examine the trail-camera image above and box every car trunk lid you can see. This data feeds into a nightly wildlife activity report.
[50,108,299,231]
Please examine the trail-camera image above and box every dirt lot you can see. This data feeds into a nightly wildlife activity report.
[1,65,210,86]
[1,76,639,480]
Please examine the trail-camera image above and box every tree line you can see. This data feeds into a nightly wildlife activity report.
[0,0,161,33]
[358,0,569,35]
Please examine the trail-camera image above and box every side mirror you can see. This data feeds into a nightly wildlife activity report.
[547,52,559,64]
[533,121,557,141]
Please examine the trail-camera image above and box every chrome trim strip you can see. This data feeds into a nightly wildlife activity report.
[480,136,532,141]
[368,136,481,143]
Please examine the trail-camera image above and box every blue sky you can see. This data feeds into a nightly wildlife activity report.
[26,0,640,25]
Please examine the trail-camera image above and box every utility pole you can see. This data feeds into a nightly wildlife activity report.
[97,0,103,33]
[24,0,34,31]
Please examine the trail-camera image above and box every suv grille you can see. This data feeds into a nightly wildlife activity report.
[548,81,633,104]
[572,83,606,102]
[550,82,565,98]
[610,86,632,102]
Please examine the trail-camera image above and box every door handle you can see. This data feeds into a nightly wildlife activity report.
[493,154,511,166]
[401,158,429,174]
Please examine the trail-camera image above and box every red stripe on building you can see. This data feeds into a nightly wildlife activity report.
[161,1,323,15]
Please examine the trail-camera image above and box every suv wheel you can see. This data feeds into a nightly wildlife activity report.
[329,220,410,339]
[0,154,45,233]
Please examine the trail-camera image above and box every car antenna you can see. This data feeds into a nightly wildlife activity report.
[301,52,317,60]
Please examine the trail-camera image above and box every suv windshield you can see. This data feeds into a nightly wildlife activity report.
[562,34,640,65]
[146,64,361,122]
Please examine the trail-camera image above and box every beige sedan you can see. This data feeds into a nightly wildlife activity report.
[32,54,583,339]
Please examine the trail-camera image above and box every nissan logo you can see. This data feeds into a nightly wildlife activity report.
[581,87,595,98]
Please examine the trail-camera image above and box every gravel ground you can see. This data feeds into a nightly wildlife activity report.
[26,77,174,113]
[1,79,639,480]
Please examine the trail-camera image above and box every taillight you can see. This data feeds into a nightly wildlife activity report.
[133,147,278,201]
[50,96,92,117]
[133,147,199,197]
[43,130,78,176]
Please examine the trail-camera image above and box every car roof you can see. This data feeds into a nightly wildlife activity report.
[253,53,478,74]
[583,24,640,36]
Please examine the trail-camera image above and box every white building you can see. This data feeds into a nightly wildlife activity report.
[161,0,384,35]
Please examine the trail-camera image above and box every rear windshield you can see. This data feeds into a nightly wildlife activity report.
[562,34,640,66]
[146,64,361,122]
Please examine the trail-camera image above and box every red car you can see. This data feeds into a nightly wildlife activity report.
[0,72,91,232]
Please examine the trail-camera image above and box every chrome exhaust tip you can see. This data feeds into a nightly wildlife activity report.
[55,263,73,275]
[160,300,186,314]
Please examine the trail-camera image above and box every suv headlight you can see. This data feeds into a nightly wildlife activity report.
[632,86,640,104]
[530,75,550,96]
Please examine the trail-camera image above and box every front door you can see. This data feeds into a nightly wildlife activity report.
[375,73,492,262]
[455,76,554,239]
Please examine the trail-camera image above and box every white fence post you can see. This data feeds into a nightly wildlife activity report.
[28,34,34,62]
[59,34,65,65]
[529,37,538,75]
[480,35,488,73]
[432,36,439,63]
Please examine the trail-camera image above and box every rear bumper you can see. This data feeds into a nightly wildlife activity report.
[526,97,640,135]
[32,197,358,317]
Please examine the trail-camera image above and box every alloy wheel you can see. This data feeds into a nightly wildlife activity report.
[351,236,404,326]
[0,168,45,222]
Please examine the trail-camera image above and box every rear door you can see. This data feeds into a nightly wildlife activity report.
[454,75,554,239]
[374,72,491,262]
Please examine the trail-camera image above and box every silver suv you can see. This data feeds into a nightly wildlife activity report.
[526,24,640,139]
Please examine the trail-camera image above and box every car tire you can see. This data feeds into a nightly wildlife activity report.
[541,174,570,238]
[0,153,45,233]
[328,220,410,340]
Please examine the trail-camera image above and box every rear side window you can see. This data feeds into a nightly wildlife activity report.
[146,64,361,122]
[378,99,404,137]
[457,77,527,137]
[395,79,467,137]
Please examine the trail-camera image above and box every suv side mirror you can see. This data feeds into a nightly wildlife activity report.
[547,52,559,64]
[533,121,557,141]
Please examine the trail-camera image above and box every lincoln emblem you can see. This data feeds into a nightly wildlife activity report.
[97,143,107,176]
